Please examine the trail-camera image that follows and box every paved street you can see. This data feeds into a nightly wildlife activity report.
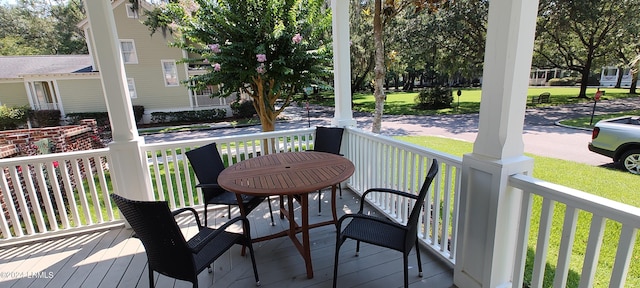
[142,96,640,167]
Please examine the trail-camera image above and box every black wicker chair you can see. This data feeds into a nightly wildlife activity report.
[110,193,260,288]
[332,159,439,288]
[185,142,274,226]
[309,126,344,214]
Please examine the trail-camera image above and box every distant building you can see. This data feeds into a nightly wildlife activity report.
[529,68,570,86]
[0,0,234,124]
[599,66,639,87]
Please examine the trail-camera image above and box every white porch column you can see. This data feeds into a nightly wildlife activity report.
[454,0,538,287]
[83,0,153,201]
[331,0,356,128]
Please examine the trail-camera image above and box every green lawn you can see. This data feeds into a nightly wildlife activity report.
[396,135,639,287]
[559,109,640,129]
[311,87,637,116]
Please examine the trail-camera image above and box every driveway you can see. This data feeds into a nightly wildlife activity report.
[142,96,640,167]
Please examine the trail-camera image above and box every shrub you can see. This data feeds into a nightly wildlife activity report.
[132,105,145,123]
[66,112,110,127]
[150,109,227,124]
[415,86,453,109]
[30,110,61,127]
[547,77,576,86]
[0,105,29,130]
[231,100,257,118]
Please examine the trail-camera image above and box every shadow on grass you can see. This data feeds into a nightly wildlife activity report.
[523,247,581,287]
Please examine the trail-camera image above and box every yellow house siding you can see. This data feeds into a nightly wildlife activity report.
[112,3,191,111]
[0,82,30,107]
[56,78,106,113]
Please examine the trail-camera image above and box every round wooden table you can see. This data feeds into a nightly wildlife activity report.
[218,151,355,279]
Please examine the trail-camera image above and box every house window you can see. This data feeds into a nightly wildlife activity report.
[127,78,137,98]
[119,40,138,64]
[125,4,137,18]
[29,81,59,110]
[161,60,179,87]
[603,67,618,77]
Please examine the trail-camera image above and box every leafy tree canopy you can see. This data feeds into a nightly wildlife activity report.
[143,0,332,132]
[0,0,86,56]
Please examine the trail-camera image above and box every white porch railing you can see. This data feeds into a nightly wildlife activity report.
[1,126,639,286]
[344,128,462,265]
[141,128,316,209]
[509,174,640,287]
[0,149,116,241]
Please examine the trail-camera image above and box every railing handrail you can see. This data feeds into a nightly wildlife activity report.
[141,127,316,150]
[0,148,110,165]
[344,127,460,163]
[509,174,640,225]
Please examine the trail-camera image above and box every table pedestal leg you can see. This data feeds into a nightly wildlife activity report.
[285,195,314,278]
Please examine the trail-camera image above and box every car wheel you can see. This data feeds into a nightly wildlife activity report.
[620,149,640,175]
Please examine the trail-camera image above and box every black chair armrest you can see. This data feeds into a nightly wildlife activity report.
[188,216,250,253]
[336,212,406,232]
[196,183,222,189]
[359,188,419,212]
[172,207,203,229]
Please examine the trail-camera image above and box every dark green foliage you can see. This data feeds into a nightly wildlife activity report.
[132,105,145,123]
[415,87,453,109]
[0,105,29,130]
[150,109,227,124]
[142,0,332,103]
[0,0,87,55]
[66,112,110,127]
[30,110,61,127]
[547,78,576,86]
[230,100,256,118]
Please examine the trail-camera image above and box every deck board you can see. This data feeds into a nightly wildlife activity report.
[0,189,454,288]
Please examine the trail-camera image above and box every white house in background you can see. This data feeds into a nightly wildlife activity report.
[528,68,571,86]
[0,0,233,123]
[599,66,640,87]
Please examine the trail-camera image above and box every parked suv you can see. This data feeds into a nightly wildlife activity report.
[588,116,640,174]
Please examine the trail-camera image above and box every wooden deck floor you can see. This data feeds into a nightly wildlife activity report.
[0,189,454,288]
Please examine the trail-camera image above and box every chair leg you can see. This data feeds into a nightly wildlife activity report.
[279,196,285,219]
[267,196,275,226]
[318,189,322,215]
[339,184,342,199]
[415,239,423,277]
[227,205,231,219]
[247,239,261,286]
[148,266,155,288]
[403,253,409,288]
[333,238,343,288]
[355,240,360,256]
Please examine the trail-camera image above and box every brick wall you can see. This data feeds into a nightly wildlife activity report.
[0,119,102,158]
[0,120,106,231]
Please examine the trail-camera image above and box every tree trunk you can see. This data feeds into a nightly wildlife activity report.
[371,0,386,134]
[251,76,283,154]
[577,64,592,98]
[615,67,623,88]
[631,72,638,94]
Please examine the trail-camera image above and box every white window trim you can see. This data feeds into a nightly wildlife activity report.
[127,78,137,98]
[119,39,138,64]
[125,3,138,18]
[161,60,180,87]
[24,80,64,114]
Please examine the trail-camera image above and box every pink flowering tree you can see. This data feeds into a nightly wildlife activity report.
[143,0,331,132]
